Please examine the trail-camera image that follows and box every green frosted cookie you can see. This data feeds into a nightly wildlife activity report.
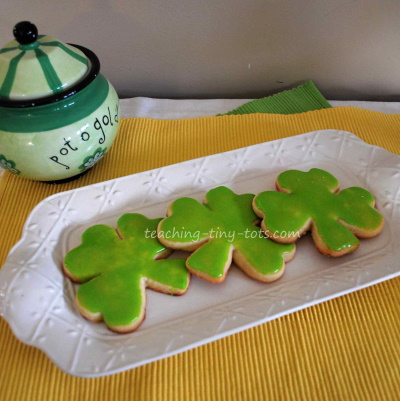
[157,186,295,283]
[63,213,190,333]
[253,168,384,257]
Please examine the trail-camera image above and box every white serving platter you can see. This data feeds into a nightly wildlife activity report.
[0,130,399,377]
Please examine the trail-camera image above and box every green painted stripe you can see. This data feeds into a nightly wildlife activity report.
[0,51,25,99]
[0,46,19,54]
[0,74,110,132]
[40,42,88,65]
[34,48,63,93]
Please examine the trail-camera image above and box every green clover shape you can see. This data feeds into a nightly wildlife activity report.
[253,168,384,256]
[0,154,21,175]
[78,147,107,172]
[64,213,189,333]
[158,186,295,283]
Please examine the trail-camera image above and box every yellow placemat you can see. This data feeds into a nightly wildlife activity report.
[1,106,400,401]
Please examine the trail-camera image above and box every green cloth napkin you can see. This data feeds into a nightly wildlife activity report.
[221,81,331,115]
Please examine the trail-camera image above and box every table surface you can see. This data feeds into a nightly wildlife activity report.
[1,98,400,401]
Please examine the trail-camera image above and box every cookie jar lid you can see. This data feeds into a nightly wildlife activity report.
[0,21,94,105]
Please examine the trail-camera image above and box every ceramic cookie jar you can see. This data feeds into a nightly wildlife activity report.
[0,21,120,182]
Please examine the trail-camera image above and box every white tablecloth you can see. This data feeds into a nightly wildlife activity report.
[120,98,400,119]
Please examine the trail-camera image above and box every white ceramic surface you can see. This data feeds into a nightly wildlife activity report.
[0,130,399,377]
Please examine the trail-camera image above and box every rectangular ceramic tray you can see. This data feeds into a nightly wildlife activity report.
[0,130,399,377]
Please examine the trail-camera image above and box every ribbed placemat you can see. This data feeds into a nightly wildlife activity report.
[1,106,400,401]
[222,81,332,115]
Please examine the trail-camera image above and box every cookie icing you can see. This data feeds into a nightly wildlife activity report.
[64,213,189,330]
[253,168,384,254]
[158,186,295,282]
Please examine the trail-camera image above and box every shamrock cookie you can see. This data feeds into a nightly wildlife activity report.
[63,213,190,333]
[157,186,295,283]
[253,168,384,257]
